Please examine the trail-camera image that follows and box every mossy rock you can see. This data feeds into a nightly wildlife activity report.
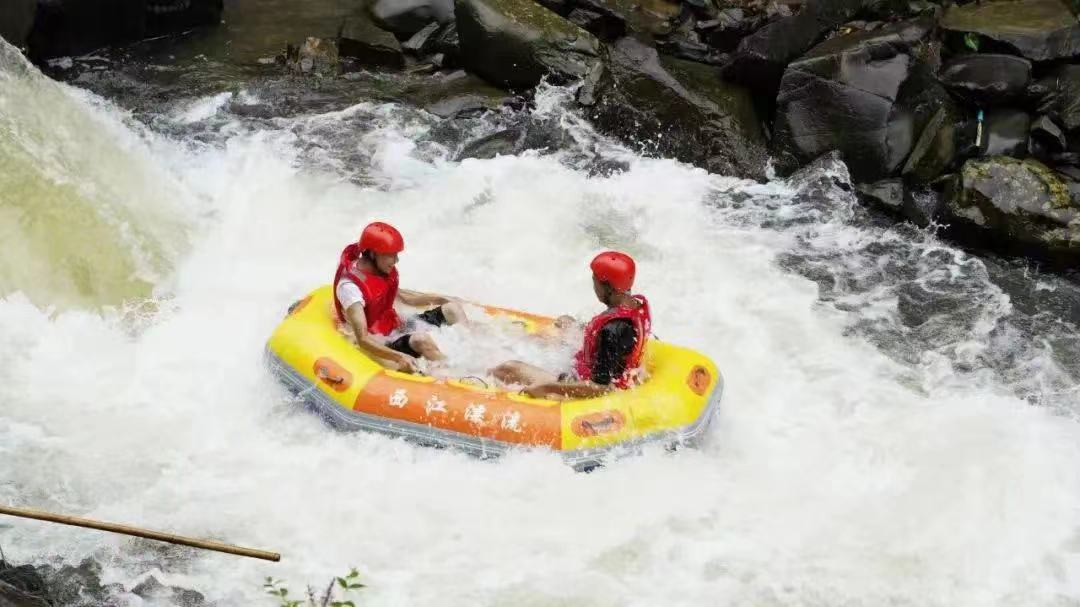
[940,0,1080,61]
[945,156,1080,260]
[455,0,600,89]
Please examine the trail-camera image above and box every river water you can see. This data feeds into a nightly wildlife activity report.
[3,27,1080,606]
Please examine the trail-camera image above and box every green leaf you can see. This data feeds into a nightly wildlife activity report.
[337,577,348,589]
[348,583,366,589]
[348,568,359,578]
[963,32,980,52]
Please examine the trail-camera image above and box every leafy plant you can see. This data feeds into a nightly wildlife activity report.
[264,569,365,607]
[963,32,980,52]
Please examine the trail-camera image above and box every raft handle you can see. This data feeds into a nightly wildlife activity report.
[316,368,346,385]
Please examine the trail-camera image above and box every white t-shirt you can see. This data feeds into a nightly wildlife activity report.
[335,279,366,311]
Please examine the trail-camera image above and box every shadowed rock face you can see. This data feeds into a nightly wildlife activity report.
[455,0,600,89]
[583,37,767,179]
[940,0,1080,62]
[20,0,224,62]
[0,0,36,50]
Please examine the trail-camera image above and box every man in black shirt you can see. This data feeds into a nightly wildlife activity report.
[492,252,652,399]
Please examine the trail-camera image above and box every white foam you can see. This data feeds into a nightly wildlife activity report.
[3,50,1080,606]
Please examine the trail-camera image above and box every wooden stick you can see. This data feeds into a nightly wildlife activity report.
[0,505,280,562]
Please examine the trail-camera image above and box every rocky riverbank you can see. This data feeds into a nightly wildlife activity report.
[0,556,209,607]
[1,0,1078,254]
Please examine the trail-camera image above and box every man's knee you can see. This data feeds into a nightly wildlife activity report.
[409,333,442,358]
[492,360,524,382]
[442,301,466,325]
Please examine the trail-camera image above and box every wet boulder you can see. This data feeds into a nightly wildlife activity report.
[981,109,1031,157]
[368,0,455,36]
[455,0,601,89]
[940,0,1080,62]
[773,18,933,182]
[455,118,572,159]
[1031,114,1068,158]
[339,12,405,69]
[944,157,1080,263]
[408,70,516,117]
[583,37,767,178]
[856,178,905,211]
[0,0,36,51]
[939,54,1032,105]
[722,0,865,97]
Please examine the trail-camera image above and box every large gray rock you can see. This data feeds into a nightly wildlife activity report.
[773,18,933,182]
[939,54,1032,105]
[455,0,601,89]
[940,0,1080,62]
[944,157,1080,262]
[583,37,767,178]
[0,0,36,50]
[368,0,455,36]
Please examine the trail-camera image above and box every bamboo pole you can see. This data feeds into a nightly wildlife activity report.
[0,505,280,562]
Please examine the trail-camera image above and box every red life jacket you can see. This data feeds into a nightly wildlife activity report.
[573,295,651,389]
[333,243,401,336]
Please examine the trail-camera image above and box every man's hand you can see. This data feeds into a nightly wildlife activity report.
[522,380,565,399]
[395,355,420,374]
[554,315,577,329]
[523,382,557,399]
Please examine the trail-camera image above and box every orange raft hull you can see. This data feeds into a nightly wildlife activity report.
[266,286,723,470]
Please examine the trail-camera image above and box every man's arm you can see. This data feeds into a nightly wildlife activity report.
[345,304,418,373]
[397,288,451,307]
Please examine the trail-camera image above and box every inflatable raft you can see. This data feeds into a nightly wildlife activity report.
[265,286,723,470]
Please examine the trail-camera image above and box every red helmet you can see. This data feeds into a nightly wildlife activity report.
[358,222,404,254]
[590,251,635,291]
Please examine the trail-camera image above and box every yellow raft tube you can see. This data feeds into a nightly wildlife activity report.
[265,286,724,470]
